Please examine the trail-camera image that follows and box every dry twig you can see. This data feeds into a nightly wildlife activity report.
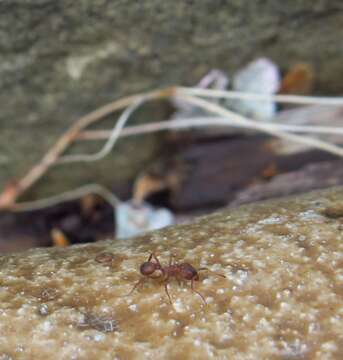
[76,117,343,141]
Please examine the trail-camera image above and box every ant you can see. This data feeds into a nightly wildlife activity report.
[123,253,226,305]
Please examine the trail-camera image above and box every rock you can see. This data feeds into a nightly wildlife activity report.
[0,187,342,359]
[1,1,343,199]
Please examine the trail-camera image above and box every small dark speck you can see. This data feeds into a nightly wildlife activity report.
[95,252,114,264]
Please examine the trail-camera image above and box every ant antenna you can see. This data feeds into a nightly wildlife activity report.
[198,267,226,278]
[164,282,173,304]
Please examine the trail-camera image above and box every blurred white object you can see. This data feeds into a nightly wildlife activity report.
[115,201,174,239]
[197,69,229,90]
[172,69,229,117]
[232,58,280,121]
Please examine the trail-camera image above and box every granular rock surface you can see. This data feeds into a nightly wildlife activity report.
[0,188,342,359]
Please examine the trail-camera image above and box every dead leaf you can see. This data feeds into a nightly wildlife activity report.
[51,228,70,247]
[279,63,314,95]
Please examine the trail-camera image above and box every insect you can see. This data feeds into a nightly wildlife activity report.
[124,253,226,305]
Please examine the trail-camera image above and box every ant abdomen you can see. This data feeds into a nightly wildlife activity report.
[140,261,156,275]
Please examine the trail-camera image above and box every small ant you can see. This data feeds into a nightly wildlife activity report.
[123,253,225,305]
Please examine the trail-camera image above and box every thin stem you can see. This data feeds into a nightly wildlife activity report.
[58,97,146,163]
[2,84,343,212]
[0,87,175,209]
[178,86,343,106]
[12,183,119,212]
[174,94,343,157]
[76,117,343,141]
[12,183,119,238]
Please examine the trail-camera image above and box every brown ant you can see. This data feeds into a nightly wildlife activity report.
[123,253,226,305]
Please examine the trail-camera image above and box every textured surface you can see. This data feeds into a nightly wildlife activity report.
[1,1,343,198]
[0,187,342,359]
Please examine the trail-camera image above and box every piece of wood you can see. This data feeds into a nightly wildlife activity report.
[230,159,343,207]
[151,133,336,210]
[167,136,275,210]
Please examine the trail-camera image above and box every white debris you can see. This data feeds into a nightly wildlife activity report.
[232,58,280,121]
[116,201,174,239]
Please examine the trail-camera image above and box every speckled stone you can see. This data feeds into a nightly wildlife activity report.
[0,187,342,359]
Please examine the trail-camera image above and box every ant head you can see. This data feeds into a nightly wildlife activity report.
[140,261,157,276]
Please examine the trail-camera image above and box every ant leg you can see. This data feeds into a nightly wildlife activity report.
[191,279,207,305]
[163,276,173,304]
[121,278,145,297]
[168,253,177,266]
[164,282,173,305]
[198,267,226,278]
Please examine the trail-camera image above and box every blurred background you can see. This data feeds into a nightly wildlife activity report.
[0,1,343,253]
